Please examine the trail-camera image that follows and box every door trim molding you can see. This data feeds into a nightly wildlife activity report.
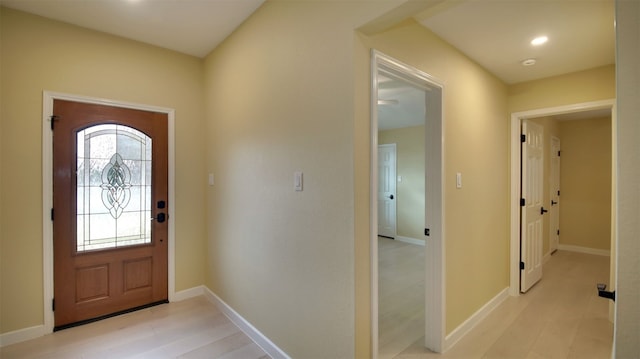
[371,50,445,355]
[509,99,615,296]
[42,91,176,333]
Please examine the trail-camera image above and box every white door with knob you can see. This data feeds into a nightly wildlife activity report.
[521,120,544,292]
[378,144,397,238]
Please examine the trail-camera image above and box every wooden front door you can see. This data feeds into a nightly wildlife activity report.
[53,99,168,329]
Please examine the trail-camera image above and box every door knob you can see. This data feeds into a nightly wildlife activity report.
[153,213,166,223]
[540,207,548,215]
[389,194,394,200]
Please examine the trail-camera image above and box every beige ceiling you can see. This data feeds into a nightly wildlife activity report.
[0,0,265,58]
[1,0,615,85]
[416,0,615,84]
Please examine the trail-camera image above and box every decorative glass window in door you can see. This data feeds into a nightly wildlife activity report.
[76,124,152,252]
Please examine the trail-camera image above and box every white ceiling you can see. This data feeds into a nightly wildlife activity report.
[0,0,265,58]
[0,0,615,80]
[1,0,616,128]
[416,0,615,85]
[378,73,429,131]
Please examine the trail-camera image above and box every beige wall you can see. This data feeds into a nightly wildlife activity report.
[529,117,561,255]
[202,2,404,357]
[379,126,425,241]
[362,20,510,334]
[0,8,207,334]
[508,65,615,114]
[558,117,612,251]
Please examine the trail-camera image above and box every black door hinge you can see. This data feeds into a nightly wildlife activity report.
[52,298,55,311]
[51,208,54,221]
[558,150,561,157]
[424,228,430,236]
[557,190,560,196]
[557,229,560,235]
[520,198,525,206]
[50,115,60,130]
[520,262,525,270]
[521,134,526,143]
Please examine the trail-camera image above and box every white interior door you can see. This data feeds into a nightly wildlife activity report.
[549,136,561,253]
[378,144,397,238]
[521,120,544,292]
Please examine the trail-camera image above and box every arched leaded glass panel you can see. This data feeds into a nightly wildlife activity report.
[76,124,152,252]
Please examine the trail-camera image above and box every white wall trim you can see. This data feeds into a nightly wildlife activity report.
[173,286,206,302]
[0,325,48,348]
[203,287,291,359]
[509,99,616,297]
[395,236,426,246]
[444,287,509,352]
[557,245,611,257]
[41,91,177,334]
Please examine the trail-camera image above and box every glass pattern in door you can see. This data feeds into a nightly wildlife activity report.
[76,124,152,252]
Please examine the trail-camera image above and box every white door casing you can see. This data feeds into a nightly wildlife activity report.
[521,120,544,292]
[378,144,397,238]
[549,136,561,253]
[42,91,176,334]
[509,100,615,296]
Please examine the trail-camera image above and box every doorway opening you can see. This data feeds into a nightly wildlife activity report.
[510,99,615,295]
[370,51,444,358]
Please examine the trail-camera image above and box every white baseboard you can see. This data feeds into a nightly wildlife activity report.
[558,244,610,256]
[0,325,48,348]
[444,287,509,352]
[395,236,425,246]
[203,287,290,359]
[172,285,206,302]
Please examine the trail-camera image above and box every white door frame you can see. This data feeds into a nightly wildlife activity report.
[509,99,615,295]
[549,136,561,253]
[42,91,176,333]
[371,50,445,355]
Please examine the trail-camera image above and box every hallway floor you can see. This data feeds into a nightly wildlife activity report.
[392,249,613,358]
[0,296,269,359]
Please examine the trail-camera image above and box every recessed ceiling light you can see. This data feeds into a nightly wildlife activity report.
[521,58,537,66]
[531,36,548,46]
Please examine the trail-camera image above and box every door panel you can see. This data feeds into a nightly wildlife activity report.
[53,99,168,329]
[378,144,397,238]
[521,120,544,292]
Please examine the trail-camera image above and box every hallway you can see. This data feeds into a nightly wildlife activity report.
[396,250,612,358]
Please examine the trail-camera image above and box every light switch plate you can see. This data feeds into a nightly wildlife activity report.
[456,172,462,189]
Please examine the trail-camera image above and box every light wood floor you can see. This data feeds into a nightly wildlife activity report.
[2,245,612,359]
[378,237,613,359]
[378,237,426,359]
[0,296,270,359]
